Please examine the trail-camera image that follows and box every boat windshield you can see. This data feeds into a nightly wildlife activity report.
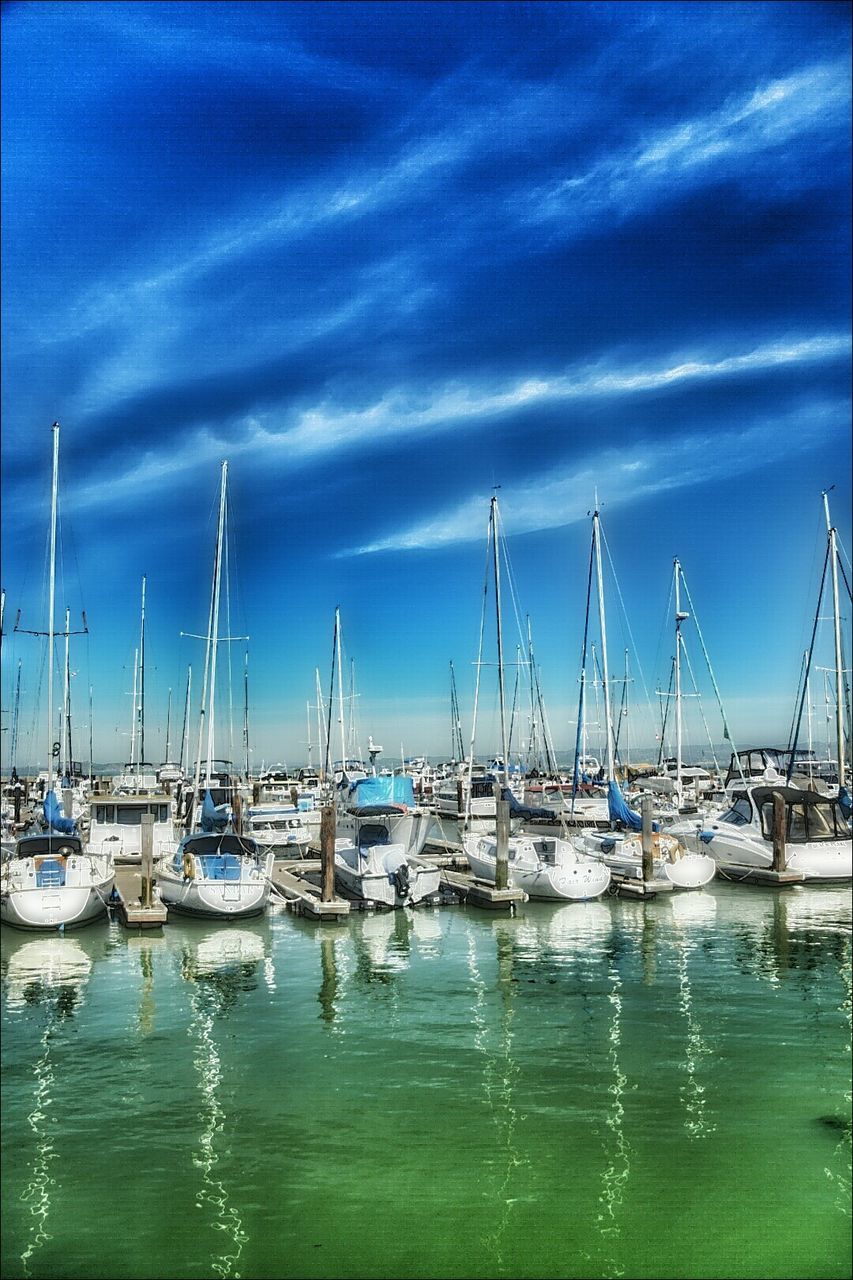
[719,796,752,826]
[759,799,847,843]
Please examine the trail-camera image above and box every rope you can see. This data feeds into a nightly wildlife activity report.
[786,541,831,782]
[678,569,744,783]
[681,641,722,779]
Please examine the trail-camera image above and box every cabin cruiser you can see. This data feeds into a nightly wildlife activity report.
[665,784,852,882]
[333,829,440,908]
[87,793,178,864]
[337,773,433,860]
[246,805,313,856]
[112,761,160,795]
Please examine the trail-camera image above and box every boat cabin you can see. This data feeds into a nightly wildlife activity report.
[88,794,175,861]
[721,787,849,843]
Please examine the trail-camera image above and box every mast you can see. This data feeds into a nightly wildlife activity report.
[592,504,615,782]
[139,575,146,767]
[315,667,325,778]
[129,647,139,772]
[822,489,847,787]
[88,684,94,788]
[243,649,250,778]
[805,652,813,779]
[324,616,337,780]
[491,496,509,785]
[164,688,172,762]
[336,609,346,769]
[47,423,60,798]
[62,606,71,779]
[449,661,464,761]
[306,699,313,769]
[674,559,684,807]
[527,617,537,769]
[11,659,22,777]
[205,461,228,788]
[192,462,226,810]
[179,666,192,775]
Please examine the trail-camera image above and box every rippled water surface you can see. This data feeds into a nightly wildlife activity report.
[2,883,850,1280]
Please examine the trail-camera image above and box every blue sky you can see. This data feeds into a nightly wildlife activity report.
[2,1,850,771]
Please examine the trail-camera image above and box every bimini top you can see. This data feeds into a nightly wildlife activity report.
[748,786,838,808]
[181,833,260,857]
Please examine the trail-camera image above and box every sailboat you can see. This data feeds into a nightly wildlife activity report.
[324,608,440,907]
[461,496,611,901]
[569,526,715,890]
[1,423,114,930]
[156,462,274,919]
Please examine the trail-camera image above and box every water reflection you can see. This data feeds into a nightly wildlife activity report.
[466,919,525,1277]
[668,894,717,1140]
[727,886,852,986]
[180,926,269,1280]
[2,935,93,1277]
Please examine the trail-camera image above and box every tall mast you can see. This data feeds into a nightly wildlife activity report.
[139,575,146,766]
[11,659,22,776]
[674,559,684,807]
[88,684,94,787]
[324,618,337,780]
[243,649,250,778]
[205,461,228,787]
[336,608,346,769]
[592,505,615,782]
[164,687,172,762]
[822,489,847,788]
[192,463,226,809]
[527,617,537,769]
[47,423,60,798]
[129,647,139,771]
[179,666,192,774]
[491,496,509,784]
[306,699,313,769]
[62,606,71,779]
[804,651,813,777]
[315,667,325,777]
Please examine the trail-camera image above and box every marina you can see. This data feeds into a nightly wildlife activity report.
[1,880,850,1280]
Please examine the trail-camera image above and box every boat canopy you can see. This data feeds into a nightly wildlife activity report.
[348,775,415,808]
[181,833,260,857]
[14,833,84,858]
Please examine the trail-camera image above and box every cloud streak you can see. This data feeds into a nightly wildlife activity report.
[345,401,848,554]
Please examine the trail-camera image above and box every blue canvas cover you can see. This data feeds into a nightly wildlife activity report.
[43,790,77,835]
[607,780,642,832]
[349,775,416,808]
[201,788,230,832]
[838,786,851,820]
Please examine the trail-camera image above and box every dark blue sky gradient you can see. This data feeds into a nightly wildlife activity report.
[2,1,850,768]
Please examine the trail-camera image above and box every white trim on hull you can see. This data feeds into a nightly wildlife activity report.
[462,833,611,900]
[1,860,114,930]
[157,845,275,919]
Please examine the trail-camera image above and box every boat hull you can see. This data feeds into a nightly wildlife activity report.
[157,851,274,919]
[463,835,611,901]
[1,879,113,930]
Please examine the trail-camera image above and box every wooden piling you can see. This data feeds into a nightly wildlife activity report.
[13,781,22,825]
[252,782,261,805]
[233,791,243,836]
[62,787,73,819]
[494,794,510,891]
[771,791,787,872]
[320,805,336,902]
[290,785,299,809]
[641,793,654,884]
[140,813,154,908]
[456,778,464,816]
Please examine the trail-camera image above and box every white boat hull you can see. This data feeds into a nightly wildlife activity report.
[462,834,611,900]
[1,867,114,931]
[157,852,274,919]
[334,840,440,907]
[573,831,716,889]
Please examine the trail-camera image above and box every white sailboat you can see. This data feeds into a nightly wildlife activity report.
[156,461,274,919]
[323,607,439,906]
[1,423,114,930]
[460,496,611,902]
[570,529,715,889]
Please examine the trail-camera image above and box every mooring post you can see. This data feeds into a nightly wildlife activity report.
[62,787,73,819]
[252,782,261,805]
[290,785,299,810]
[641,793,654,884]
[233,791,243,836]
[320,804,336,902]
[140,812,154,908]
[456,778,464,816]
[495,792,510,891]
[13,781,22,825]
[771,791,787,872]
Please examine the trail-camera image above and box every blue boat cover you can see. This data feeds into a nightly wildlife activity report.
[607,780,642,831]
[43,790,77,835]
[201,788,230,832]
[349,775,415,808]
[698,830,716,844]
[838,786,851,820]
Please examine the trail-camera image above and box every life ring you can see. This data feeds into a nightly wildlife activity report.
[182,850,195,880]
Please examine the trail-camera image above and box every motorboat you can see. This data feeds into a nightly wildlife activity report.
[462,832,611,900]
[333,833,440,908]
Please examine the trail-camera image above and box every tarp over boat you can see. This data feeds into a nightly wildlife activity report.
[607,780,642,831]
[43,790,77,835]
[348,775,416,808]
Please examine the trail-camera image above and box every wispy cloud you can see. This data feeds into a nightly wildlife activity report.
[36,331,848,517]
[345,401,848,554]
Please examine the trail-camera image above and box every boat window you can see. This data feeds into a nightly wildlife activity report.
[719,797,752,826]
[787,805,808,841]
[358,823,389,845]
[94,806,115,823]
[116,806,146,825]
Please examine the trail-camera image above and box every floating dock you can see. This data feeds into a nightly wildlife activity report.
[717,864,806,886]
[112,865,169,928]
[270,858,351,920]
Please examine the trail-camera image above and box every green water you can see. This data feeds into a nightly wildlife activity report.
[1,883,850,1280]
